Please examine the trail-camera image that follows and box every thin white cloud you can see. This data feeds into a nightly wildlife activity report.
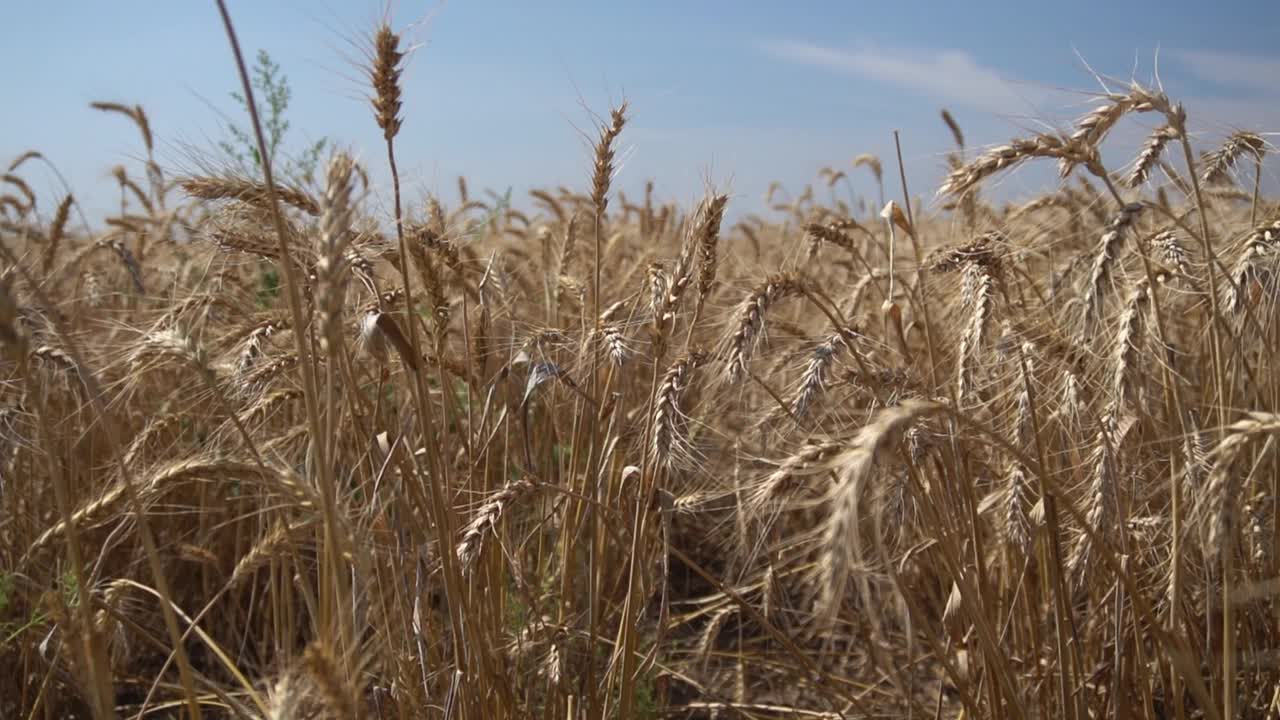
[1164,51,1280,136]
[1172,50,1280,96]
[1181,96,1280,135]
[762,40,1048,115]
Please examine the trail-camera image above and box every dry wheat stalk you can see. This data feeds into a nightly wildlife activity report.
[749,438,844,513]
[370,25,404,140]
[409,224,463,274]
[1063,85,1184,176]
[110,166,153,214]
[1002,465,1033,556]
[78,270,103,308]
[1182,411,1211,507]
[230,520,315,588]
[1206,187,1254,203]
[90,101,153,151]
[695,194,729,301]
[357,311,417,371]
[128,328,210,378]
[1202,412,1280,553]
[457,475,538,572]
[1147,229,1194,282]
[819,400,941,618]
[789,332,849,421]
[940,134,1096,198]
[999,342,1037,555]
[235,320,287,375]
[181,176,319,216]
[696,606,736,670]
[596,299,630,368]
[1067,98,1135,159]
[0,195,28,217]
[590,104,628,218]
[1127,125,1178,188]
[1,175,34,212]
[31,344,84,389]
[1080,203,1144,333]
[1224,218,1280,313]
[958,262,997,399]
[1068,411,1135,582]
[558,213,579,276]
[723,273,805,383]
[804,219,865,259]
[929,233,1002,401]
[238,387,304,425]
[0,276,22,348]
[120,414,184,467]
[1110,279,1150,410]
[1202,131,1266,185]
[6,150,42,172]
[853,154,882,183]
[652,351,706,468]
[315,154,357,355]
[234,351,300,399]
[941,109,965,149]
[531,189,566,225]
[29,457,274,556]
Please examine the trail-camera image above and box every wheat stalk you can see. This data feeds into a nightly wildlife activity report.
[940,134,1097,198]
[1126,125,1178,188]
[723,273,805,383]
[457,475,538,572]
[1080,203,1144,334]
[1202,412,1280,553]
[652,351,706,469]
[818,400,942,618]
[1202,131,1266,185]
[1110,279,1151,410]
[789,332,849,421]
[1224,218,1280,313]
[181,176,319,216]
[315,154,357,356]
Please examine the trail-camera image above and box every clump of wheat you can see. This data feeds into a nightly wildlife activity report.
[10,26,1280,718]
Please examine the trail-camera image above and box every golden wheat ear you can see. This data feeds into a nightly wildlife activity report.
[1202,131,1266,185]
[369,24,405,141]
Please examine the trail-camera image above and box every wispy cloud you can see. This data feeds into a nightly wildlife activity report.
[762,40,1049,116]
[1165,50,1280,134]
[1171,50,1280,96]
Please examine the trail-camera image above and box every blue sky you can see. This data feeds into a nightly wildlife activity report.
[5,1,1279,222]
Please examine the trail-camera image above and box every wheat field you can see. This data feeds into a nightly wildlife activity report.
[2,9,1280,720]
